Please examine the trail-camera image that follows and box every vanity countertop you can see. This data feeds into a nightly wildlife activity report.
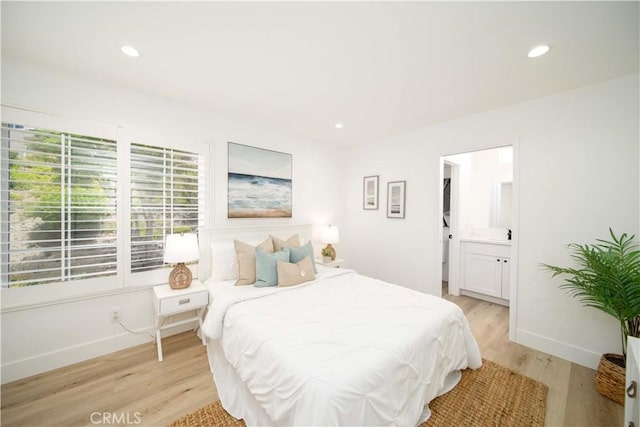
[460,238,511,246]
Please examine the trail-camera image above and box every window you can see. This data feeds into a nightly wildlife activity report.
[1,123,118,287]
[1,119,207,290]
[130,143,205,274]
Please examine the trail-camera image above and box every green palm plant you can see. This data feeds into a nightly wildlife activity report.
[542,229,640,360]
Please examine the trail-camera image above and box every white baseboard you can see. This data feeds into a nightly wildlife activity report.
[460,289,509,307]
[1,323,194,384]
[515,328,602,370]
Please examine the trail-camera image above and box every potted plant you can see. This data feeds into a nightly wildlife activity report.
[321,247,332,263]
[542,229,640,405]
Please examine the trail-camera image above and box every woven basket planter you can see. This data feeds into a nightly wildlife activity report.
[595,353,625,405]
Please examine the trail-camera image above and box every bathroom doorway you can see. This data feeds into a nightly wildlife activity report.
[439,143,518,340]
[438,139,519,341]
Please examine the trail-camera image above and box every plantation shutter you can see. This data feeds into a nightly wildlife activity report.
[1,123,118,287]
[130,143,205,274]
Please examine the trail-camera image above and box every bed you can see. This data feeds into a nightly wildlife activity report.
[200,226,481,426]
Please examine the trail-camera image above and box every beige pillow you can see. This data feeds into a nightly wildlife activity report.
[234,238,273,286]
[277,256,316,287]
[271,234,300,252]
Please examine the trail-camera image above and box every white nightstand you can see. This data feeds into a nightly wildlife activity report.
[316,258,347,268]
[152,280,209,361]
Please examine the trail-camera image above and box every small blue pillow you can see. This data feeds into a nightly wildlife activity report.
[288,241,317,273]
[255,247,290,287]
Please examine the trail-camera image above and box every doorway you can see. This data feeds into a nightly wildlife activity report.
[439,143,518,340]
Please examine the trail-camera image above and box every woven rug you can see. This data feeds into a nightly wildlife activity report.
[171,359,548,427]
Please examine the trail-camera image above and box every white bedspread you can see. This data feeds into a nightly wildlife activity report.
[202,268,481,426]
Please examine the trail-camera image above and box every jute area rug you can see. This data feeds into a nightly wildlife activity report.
[171,359,548,426]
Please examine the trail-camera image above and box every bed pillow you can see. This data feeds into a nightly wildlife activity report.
[234,238,273,286]
[255,247,290,287]
[277,256,316,287]
[271,234,300,252]
[210,242,238,281]
[288,241,317,273]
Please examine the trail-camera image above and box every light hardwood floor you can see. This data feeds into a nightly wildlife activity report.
[1,291,624,427]
[443,290,623,426]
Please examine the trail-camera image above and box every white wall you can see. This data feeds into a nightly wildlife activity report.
[347,73,639,369]
[0,57,348,383]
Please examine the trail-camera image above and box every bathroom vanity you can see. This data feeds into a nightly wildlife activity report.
[459,239,511,306]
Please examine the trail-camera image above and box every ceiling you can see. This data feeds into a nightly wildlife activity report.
[2,1,638,147]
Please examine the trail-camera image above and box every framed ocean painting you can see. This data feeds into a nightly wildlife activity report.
[228,142,292,218]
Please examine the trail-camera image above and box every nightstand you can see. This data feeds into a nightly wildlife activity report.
[152,280,209,361]
[316,258,347,268]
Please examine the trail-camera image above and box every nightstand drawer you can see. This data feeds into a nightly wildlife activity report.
[157,290,208,315]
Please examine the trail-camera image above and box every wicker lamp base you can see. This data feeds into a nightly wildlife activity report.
[595,353,625,405]
[169,263,193,289]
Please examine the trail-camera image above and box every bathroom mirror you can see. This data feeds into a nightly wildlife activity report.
[489,181,512,228]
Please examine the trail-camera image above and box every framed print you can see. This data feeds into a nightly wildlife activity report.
[387,181,406,219]
[363,175,379,210]
[228,142,292,218]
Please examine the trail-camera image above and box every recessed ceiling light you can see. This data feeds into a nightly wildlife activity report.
[121,45,140,58]
[334,123,344,129]
[527,45,550,58]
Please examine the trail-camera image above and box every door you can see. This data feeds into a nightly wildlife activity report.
[464,253,503,298]
[445,161,460,295]
[501,258,510,300]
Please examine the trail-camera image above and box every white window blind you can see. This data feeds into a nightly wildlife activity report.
[1,123,118,287]
[130,143,205,274]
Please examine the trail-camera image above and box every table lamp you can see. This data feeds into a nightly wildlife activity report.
[164,233,199,289]
[321,225,339,261]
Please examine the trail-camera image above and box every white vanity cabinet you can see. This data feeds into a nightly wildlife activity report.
[460,240,510,305]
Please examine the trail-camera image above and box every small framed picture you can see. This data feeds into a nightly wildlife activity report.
[387,181,406,219]
[363,175,379,210]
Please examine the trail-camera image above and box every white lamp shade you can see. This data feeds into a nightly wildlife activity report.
[321,225,340,244]
[164,233,199,263]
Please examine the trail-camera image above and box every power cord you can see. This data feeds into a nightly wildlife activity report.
[118,320,156,341]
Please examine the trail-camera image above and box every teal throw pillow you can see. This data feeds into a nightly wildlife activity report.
[255,247,290,287]
[288,241,317,273]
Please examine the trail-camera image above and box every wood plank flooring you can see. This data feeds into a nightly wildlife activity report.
[443,288,623,427]
[1,333,217,427]
[1,291,624,426]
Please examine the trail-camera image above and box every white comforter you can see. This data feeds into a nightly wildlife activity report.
[202,268,482,426]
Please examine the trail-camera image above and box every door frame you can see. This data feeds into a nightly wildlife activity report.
[438,138,519,342]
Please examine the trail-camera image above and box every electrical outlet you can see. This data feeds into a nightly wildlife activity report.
[110,307,122,324]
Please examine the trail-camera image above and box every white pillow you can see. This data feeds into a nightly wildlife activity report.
[210,242,238,281]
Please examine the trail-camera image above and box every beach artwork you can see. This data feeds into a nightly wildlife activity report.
[363,175,379,210]
[387,180,406,219]
[228,142,292,218]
